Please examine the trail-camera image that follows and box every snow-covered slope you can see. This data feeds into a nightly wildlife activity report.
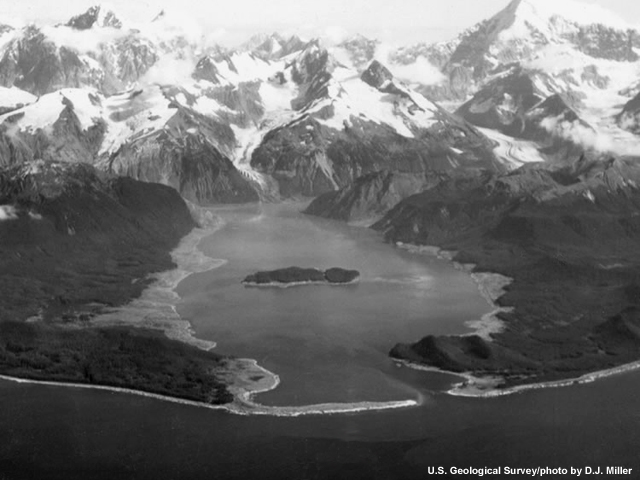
[385,0,640,161]
[392,0,640,103]
[0,86,36,114]
[0,29,504,200]
[248,50,502,196]
[0,4,219,96]
[3,0,638,206]
[240,33,307,61]
[0,83,259,204]
[450,0,639,71]
[66,5,123,30]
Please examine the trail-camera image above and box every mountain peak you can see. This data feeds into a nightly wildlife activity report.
[241,32,307,60]
[244,32,283,48]
[340,33,377,45]
[152,10,166,22]
[66,5,122,30]
[503,0,631,30]
[192,56,221,84]
[361,60,394,89]
[0,23,14,35]
[446,0,638,79]
[290,39,333,85]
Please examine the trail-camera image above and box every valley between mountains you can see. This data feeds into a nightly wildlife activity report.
[3,0,640,403]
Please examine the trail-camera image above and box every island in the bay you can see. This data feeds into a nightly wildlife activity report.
[242,267,360,287]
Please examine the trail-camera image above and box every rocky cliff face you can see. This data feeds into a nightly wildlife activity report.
[0,20,507,204]
[337,35,380,71]
[455,67,545,135]
[251,115,499,198]
[250,58,502,198]
[66,5,123,30]
[1,2,637,210]
[618,90,640,133]
[389,0,640,106]
[569,24,637,62]
[0,93,107,166]
[455,67,593,160]
[107,106,259,204]
[304,170,446,223]
[0,26,99,96]
[241,33,307,61]
[192,56,221,84]
[0,85,260,204]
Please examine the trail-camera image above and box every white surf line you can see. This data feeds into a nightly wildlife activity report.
[14,208,420,417]
[392,241,640,397]
[226,358,420,416]
[0,345,421,417]
[449,360,640,398]
[170,216,421,415]
[393,359,511,395]
[399,357,640,399]
[0,370,420,417]
[239,400,420,417]
[0,374,231,412]
[393,240,640,396]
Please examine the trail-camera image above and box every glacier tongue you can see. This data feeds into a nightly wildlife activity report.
[478,127,547,167]
[9,0,640,204]
[230,125,270,190]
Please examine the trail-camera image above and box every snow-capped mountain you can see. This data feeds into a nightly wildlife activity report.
[240,33,307,61]
[66,5,123,30]
[383,0,640,162]
[454,65,595,162]
[1,0,639,207]
[450,0,637,71]
[334,35,380,71]
[393,0,640,103]
[0,20,503,203]
[0,5,219,97]
[0,21,158,95]
[618,90,640,133]
[297,0,640,222]
[246,49,502,196]
[0,86,35,114]
[0,85,259,204]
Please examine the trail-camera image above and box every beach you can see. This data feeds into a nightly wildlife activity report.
[1,206,422,417]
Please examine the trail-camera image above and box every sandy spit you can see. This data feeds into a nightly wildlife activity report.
[396,355,640,399]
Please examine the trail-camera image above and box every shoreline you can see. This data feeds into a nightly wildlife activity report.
[391,240,640,397]
[391,239,640,397]
[26,206,420,417]
[395,242,509,340]
[89,219,227,351]
[242,277,361,289]
[0,368,419,417]
[395,358,640,398]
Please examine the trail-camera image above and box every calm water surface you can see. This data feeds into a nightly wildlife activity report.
[178,202,488,405]
[2,202,640,479]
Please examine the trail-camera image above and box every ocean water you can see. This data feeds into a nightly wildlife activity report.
[2,202,640,479]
